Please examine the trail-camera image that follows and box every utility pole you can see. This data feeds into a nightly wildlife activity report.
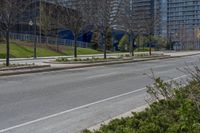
[39,0,42,44]
[33,0,37,59]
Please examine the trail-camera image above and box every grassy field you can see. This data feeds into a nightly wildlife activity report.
[0,41,102,58]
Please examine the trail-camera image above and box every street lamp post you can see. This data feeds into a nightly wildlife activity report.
[29,19,37,59]
[33,0,37,59]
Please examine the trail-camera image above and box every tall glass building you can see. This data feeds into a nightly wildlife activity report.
[120,0,200,49]
[168,0,200,49]
[122,0,167,38]
[132,0,155,34]
[156,0,168,38]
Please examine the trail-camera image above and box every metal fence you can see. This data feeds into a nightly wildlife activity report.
[9,33,91,48]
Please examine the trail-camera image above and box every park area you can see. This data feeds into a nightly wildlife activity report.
[0,41,102,58]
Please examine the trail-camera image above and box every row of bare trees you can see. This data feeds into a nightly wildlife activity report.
[50,0,122,59]
[0,0,160,66]
[121,0,160,56]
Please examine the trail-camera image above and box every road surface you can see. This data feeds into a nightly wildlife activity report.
[0,55,199,133]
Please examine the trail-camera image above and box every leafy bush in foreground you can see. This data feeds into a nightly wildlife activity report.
[83,65,200,133]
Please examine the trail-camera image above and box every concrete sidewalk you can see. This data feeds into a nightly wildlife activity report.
[0,52,163,65]
[0,51,199,65]
[0,57,163,76]
[0,51,199,77]
[164,51,200,56]
[48,51,200,70]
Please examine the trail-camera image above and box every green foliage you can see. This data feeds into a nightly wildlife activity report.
[56,57,120,63]
[0,43,62,58]
[83,68,200,133]
[105,28,112,50]
[91,31,100,50]
[119,35,129,51]
[152,36,168,50]
[136,35,167,50]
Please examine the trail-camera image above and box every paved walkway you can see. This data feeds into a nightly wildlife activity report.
[164,51,200,56]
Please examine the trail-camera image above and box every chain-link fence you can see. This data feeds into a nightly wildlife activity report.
[9,33,92,48]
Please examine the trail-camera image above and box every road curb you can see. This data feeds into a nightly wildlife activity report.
[0,57,164,76]
[0,53,199,77]
[0,53,130,62]
[0,65,50,71]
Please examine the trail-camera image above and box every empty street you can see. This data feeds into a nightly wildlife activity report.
[0,55,199,133]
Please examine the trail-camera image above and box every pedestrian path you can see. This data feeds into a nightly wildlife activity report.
[0,51,199,65]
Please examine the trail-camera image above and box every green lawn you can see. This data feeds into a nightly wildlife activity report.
[0,42,102,58]
[63,47,102,55]
[135,47,155,52]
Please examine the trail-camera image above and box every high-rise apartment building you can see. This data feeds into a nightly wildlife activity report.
[121,0,167,37]
[120,0,200,49]
[132,0,155,34]
[168,0,200,49]
[155,0,168,38]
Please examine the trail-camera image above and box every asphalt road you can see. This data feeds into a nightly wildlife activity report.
[0,55,199,133]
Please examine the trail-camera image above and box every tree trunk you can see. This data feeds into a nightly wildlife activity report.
[130,33,135,57]
[45,35,48,46]
[132,39,134,57]
[149,46,152,56]
[103,34,107,59]
[129,34,131,55]
[6,30,10,66]
[74,36,77,58]
[149,35,152,56]
[56,37,59,52]
[129,34,134,57]
[33,34,37,59]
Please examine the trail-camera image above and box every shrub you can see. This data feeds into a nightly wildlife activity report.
[119,35,129,51]
[83,64,200,133]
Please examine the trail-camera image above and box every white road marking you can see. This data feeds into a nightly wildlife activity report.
[0,75,187,133]
[86,72,118,79]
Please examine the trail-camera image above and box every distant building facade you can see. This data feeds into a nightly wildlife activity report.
[12,0,93,43]
[10,0,200,49]
[122,0,167,37]
[119,0,200,49]
[168,0,200,49]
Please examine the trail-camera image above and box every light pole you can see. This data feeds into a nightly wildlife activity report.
[29,19,37,59]
[100,19,106,59]
[33,0,37,59]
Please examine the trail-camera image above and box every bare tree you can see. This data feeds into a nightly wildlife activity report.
[0,0,30,66]
[121,0,142,56]
[90,0,122,59]
[122,1,160,56]
[39,2,53,45]
[52,0,91,58]
[142,15,157,55]
[143,8,161,55]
